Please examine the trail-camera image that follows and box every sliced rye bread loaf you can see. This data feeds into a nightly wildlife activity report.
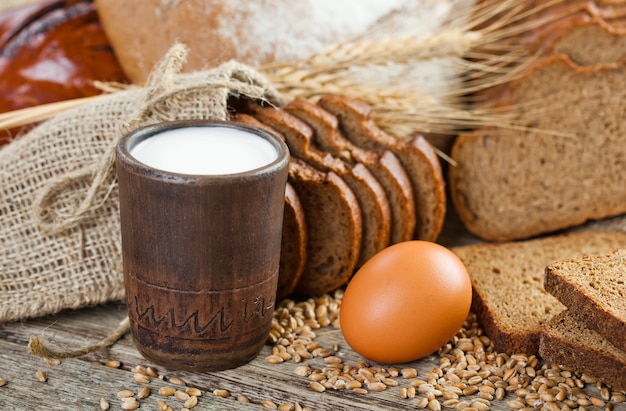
[451,230,626,355]
[251,105,391,267]
[449,54,626,241]
[232,113,362,297]
[317,94,446,242]
[544,247,626,351]
[539,309,626,391]
[284,99,416,244]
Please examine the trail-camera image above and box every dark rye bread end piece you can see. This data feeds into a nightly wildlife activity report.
[252,105,391,267]
[451,231,626,355]
[317,94,446,242]
[450,55,626,241]
[231,114,307,299]
[544,247,626,352]
[278,182,307,299]
[539,309,626,391]
[232,113,362,296]
[284,99,416,244]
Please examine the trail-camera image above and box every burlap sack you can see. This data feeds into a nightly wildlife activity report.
[0,44,284,323]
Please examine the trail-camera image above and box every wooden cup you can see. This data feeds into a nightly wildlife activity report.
[116,120,289,371]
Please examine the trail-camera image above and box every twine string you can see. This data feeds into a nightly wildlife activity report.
[30,44,283,235]
[28,317,131,360]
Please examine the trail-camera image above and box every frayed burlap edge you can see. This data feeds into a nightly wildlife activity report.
[0,43,284,327]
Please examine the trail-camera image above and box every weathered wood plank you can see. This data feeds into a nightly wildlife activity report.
[2,302,625,411]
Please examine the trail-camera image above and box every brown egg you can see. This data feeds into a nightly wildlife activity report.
[340,241,472,364]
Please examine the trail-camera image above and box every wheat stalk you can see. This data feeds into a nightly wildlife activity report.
[0,0,570,141]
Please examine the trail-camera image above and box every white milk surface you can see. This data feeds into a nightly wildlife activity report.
[130,126,278,175]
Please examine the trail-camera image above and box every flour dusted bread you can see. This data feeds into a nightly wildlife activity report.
[284,99,415,244]
[539,310,626,391]
[545,247,626,352]
[94,0,408,84]
[450,54,626,241]
[452,231,626,355]
[318,94,446,242]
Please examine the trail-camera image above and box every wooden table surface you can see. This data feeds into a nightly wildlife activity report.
[1,206,625,411]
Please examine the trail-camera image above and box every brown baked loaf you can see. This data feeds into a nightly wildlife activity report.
[318,94,446,242]
[449,54,626,241]
[452,230,626,355]
[94,0,408,84]
[251,105,391,267]
[284,99,415,244]
[0,0,128,143]
[539,309,626,391]
[544,247,626,352]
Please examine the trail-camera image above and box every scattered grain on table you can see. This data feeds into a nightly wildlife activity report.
[263,291,626,411]
[34,370,47,382]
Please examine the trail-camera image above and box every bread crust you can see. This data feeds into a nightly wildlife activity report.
[285,99,415,244]
[95,0,407,84]
[0,0,128,142]
[452,231,626,355]
[252,105,391,267]
[450,54,626,241]
[232,111,362,296]
[539,310,626,391]
[318,94,446,242]
[289,161,362,296]
[545,248,626,352]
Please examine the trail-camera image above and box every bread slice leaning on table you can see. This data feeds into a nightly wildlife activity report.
[451,230,626,356]
[541,247,626,390]
[449,53,626,241]
[539,309,626,391]
[544,247,626,352]
[231,113,362,297]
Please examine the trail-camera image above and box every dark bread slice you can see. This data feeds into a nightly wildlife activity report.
[278,182,307,299]
[317,94,446,242]
[545,247,626,352]
[284,99,415,244]
[231,114,307,299]
[252,105,391,267]
[450,55,626,241]
[287,157,362,296]
[539,309,626,391]
[232,112,362,296]
[452,231,626,355]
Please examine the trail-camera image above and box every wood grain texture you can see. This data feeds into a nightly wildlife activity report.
[1,209,625,410]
